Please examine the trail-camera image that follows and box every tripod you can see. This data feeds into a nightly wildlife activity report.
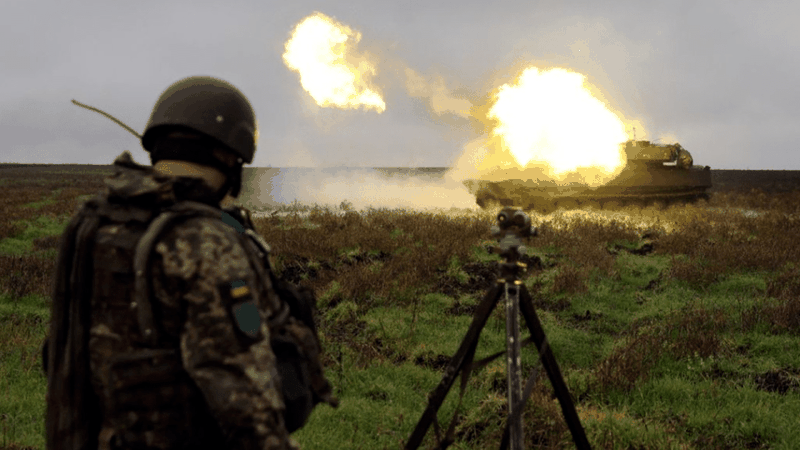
[405,208,591,450]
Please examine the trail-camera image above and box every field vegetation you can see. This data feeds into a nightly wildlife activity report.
[1,164,799,449]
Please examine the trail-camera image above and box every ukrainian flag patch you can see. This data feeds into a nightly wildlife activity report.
[226,280,260,340]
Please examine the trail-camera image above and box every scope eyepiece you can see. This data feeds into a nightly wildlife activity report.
[496,210,510,226]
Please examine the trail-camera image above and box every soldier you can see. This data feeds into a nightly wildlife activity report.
[44,76,335,450]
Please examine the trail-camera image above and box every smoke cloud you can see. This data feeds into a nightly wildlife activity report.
[270,11,666,213]
[403,67,473,118]
[253,168,478,211]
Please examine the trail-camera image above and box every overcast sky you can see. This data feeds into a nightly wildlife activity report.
[2,0,798,170]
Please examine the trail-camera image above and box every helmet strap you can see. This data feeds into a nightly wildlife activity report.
[221,162,244,199]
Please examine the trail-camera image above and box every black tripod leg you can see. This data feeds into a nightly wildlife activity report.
[405,284,504,450]
[518,285,592,450]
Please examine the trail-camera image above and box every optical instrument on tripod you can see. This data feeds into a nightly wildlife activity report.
[405,208,591,450]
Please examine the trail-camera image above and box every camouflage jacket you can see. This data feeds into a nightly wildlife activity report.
[46,151,303,450]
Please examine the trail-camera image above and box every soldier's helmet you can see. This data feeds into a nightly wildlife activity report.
[141,76,257,164]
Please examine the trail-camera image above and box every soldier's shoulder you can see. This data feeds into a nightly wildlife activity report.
[154,215,252,281]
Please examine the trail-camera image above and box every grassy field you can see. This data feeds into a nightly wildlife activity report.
[1,165,799,449]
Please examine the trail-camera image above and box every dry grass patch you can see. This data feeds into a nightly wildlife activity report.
[252,207,493,305]
[740,296,800,335]
[657,205,799,274]
[593,304,730,395]
[0,256,55,299]
[551,264,589,295]
[668,256,722,288]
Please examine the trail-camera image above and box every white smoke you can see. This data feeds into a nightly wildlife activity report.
[264,168,479,211]
[403,67,473,118]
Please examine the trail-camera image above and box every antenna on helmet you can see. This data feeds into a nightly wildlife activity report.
[71,99,142,140]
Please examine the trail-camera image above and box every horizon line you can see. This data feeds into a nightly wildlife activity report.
[0,163,795,171]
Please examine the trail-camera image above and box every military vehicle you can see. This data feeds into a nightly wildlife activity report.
[464,140,712,212]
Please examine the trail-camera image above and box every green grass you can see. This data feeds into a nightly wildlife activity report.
[293,361,485,450]
[0,294,49,450]
[0,216,71,255]
[20,189,62,210]
[2,174,800,448]
[616,374,800,448]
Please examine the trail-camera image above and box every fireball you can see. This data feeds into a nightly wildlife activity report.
[283,12,386,112]
[486,67,628,185]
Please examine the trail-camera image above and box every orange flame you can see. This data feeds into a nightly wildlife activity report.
[283,12,385,112]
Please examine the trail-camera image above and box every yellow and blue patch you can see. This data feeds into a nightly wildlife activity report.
[226,279,261,340]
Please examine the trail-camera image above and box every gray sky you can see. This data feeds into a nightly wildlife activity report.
[2,0,798,170]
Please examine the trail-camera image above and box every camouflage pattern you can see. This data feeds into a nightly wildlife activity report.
[47,151,300,450]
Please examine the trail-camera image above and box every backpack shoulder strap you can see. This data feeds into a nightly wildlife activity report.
[132,201,224,347]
